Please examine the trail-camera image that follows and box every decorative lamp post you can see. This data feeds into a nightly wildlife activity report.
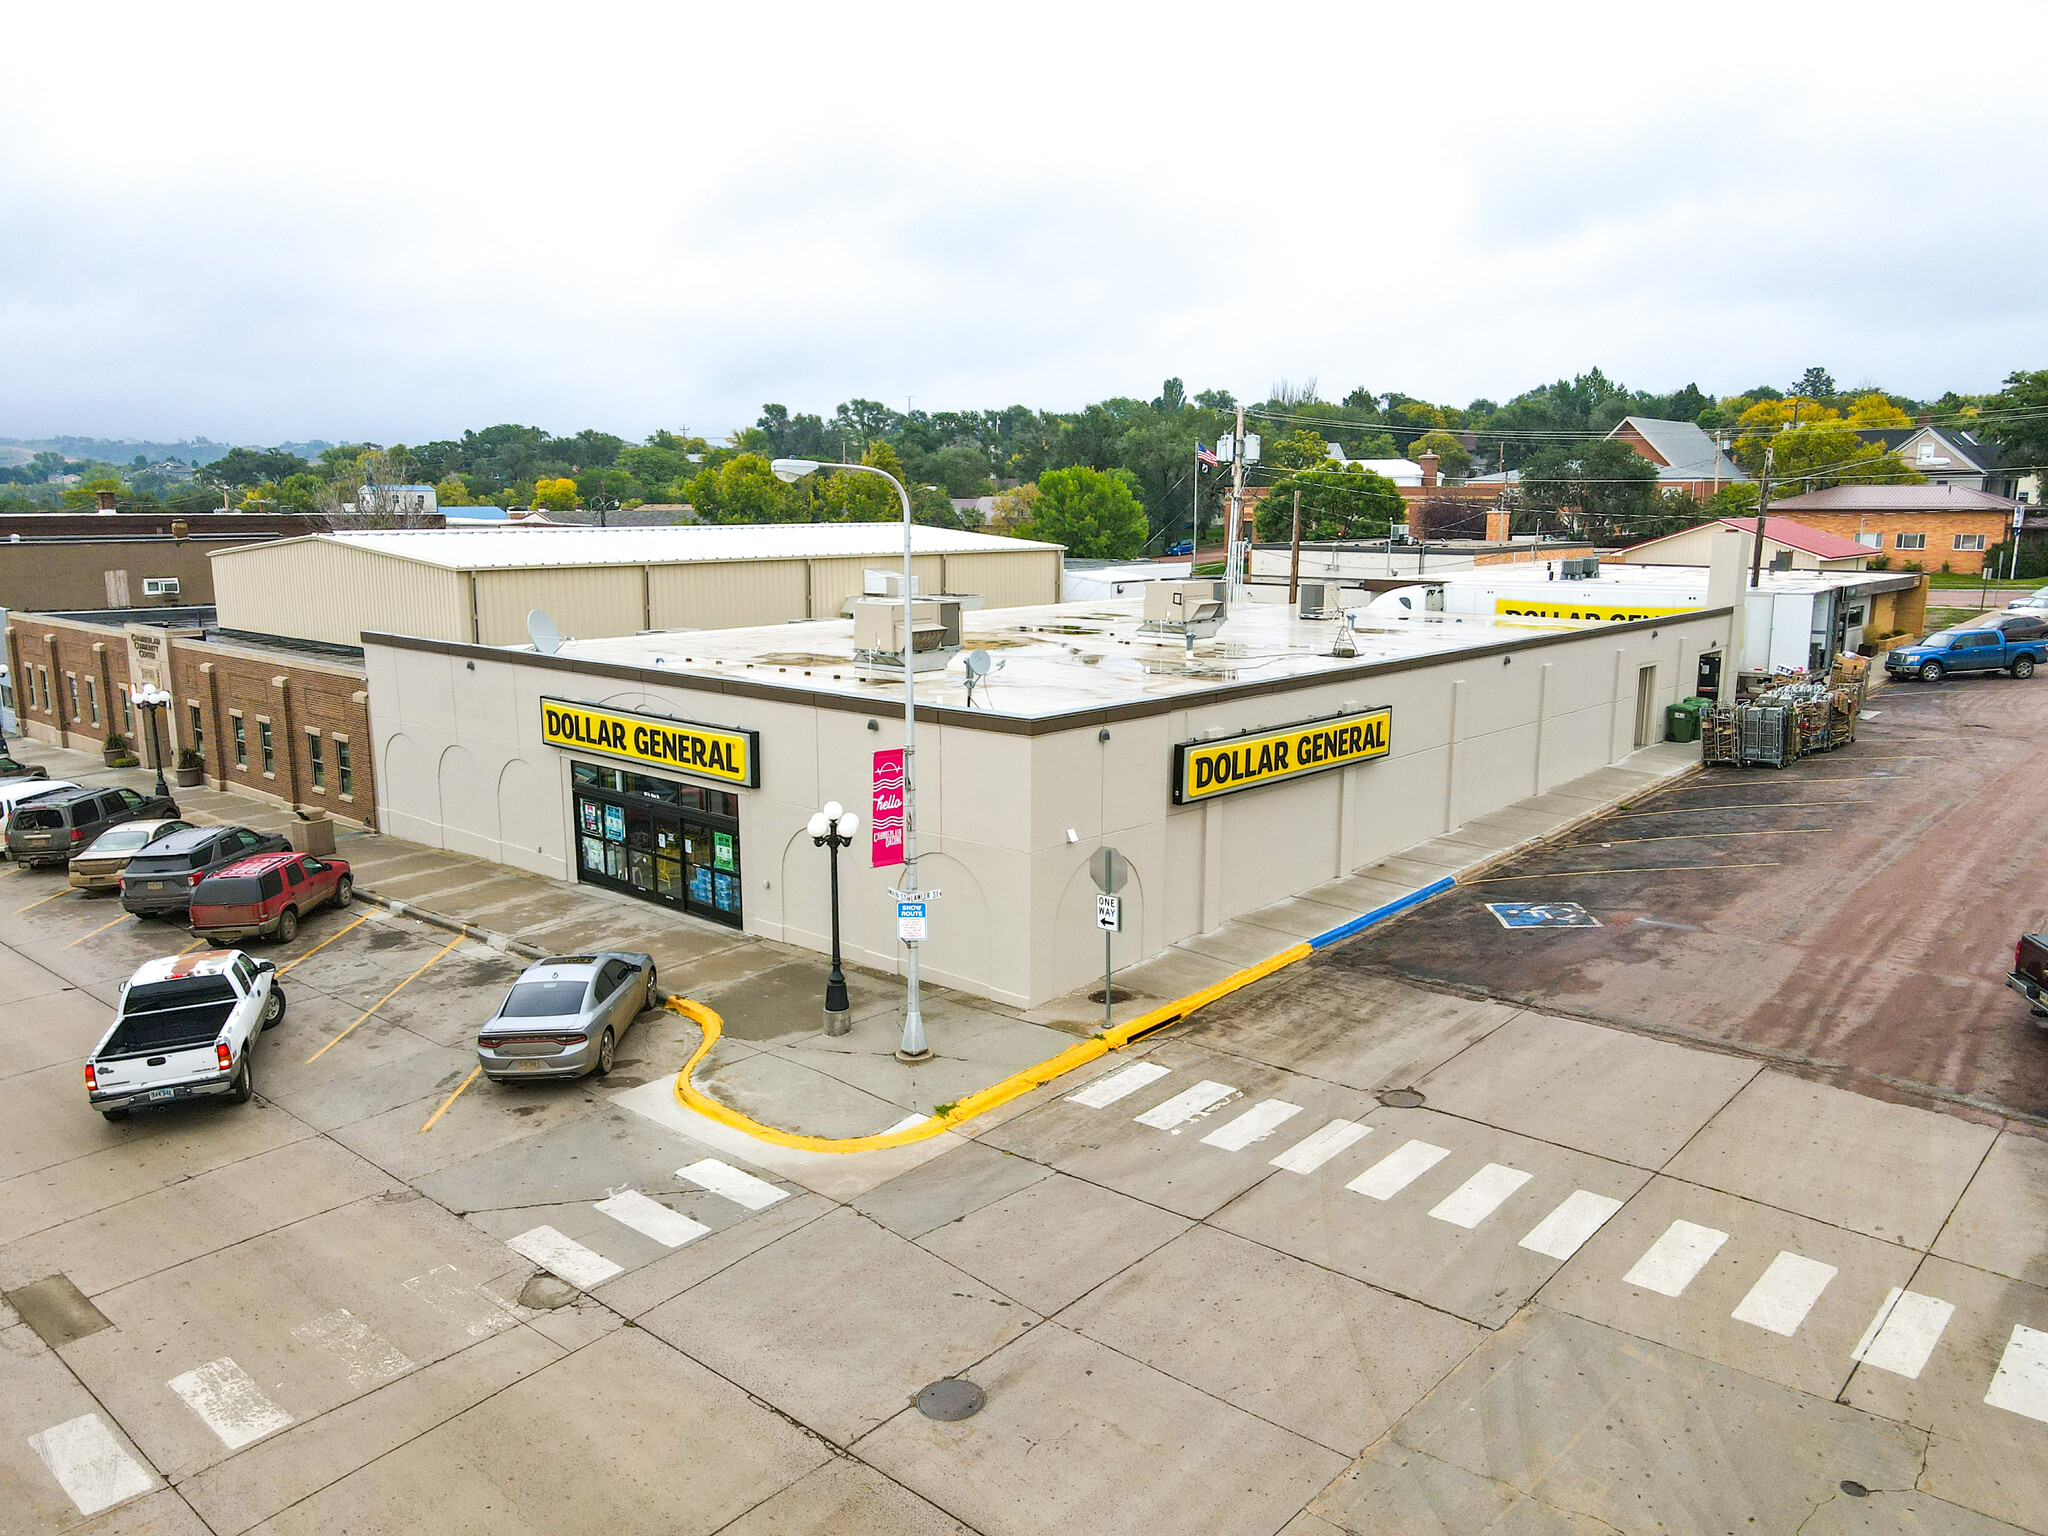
[132,684,172,799]
[807,801,860,1035]
[773,456,931,1063]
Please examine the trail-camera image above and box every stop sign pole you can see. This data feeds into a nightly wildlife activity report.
[1090,847,1128,1034]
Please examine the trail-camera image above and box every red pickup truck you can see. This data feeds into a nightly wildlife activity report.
[2010,934,2048,1022]
[188,852,353,944]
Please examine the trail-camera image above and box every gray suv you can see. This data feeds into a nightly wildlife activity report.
[120,825,292,917]
[477,952,660,1082]
[7,785,181,869]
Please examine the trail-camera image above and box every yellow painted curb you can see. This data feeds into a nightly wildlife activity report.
[666,941,1314,1154]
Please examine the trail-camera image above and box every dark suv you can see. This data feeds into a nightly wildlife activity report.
[7,785,181,869]
[120,825,292,917]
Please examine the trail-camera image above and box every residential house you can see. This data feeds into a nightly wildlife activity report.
[1859,425,2030,502]
[1617,516,1870,572]
[1765,485,2020,575]
[1604,417,1748,497]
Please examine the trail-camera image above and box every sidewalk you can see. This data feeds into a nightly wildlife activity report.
[5,733,1697,1139]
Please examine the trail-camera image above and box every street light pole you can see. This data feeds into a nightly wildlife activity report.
[773,457,931,1062]
[133,684,171,799]
[807,802,859,1035]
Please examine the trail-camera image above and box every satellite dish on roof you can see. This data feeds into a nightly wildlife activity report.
[527,609,561,655]
[960,647,1002,707]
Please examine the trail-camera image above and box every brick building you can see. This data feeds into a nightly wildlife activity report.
[0,500,341,611]
[1765,486,2022,575]
[4,610,375,827]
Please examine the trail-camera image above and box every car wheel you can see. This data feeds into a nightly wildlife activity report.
[334,875,353,908]
[2012,656,2036,679]
[102,1107,129,1122]
[594,1028,615,1078]
[229,1056,253,1103]
[262,985,287,1029]
[1918,660,1944,682]
[645,965,660,1012]
[275,906,298,943]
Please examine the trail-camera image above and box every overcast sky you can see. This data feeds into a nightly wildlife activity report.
[4,2,2042,447]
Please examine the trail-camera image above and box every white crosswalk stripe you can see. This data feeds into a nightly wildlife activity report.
[1428,1163,1532,1228]
[1985,1324,2048,1424]
[507,1225,624,1290]
[168,1358,294,1449]
[292,1309,414,1388]
[1730,1252,1837,1337]
[595,1189,710,1248]
[1347,1140,1451,1200]
[678,1158,788,1211]
[1067,1062,1172,1108]
[28,1414,156,1516]
[1201,1099,1302,1150]
[1270,1118,1371,1173]
[1623,1220,1728,1297]
[1853,1288,1955,1380]
[1135,1080,1239,1131]
[1518,1190,1623,1261]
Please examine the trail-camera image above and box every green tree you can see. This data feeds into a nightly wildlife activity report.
[533,477,579,511]
[1253,463,1405,542]
[1020,467,1146,557]
[1980,369,2048,473]
[684,454,796,521]
[1519,440,1661,541]
[1408,429,1472,480]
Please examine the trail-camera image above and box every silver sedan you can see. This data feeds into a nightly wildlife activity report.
[476,951,661,1082]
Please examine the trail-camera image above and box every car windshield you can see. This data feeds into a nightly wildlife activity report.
[500,979,588,1017]
[92,825,161,853]
[1921,631,1962,649]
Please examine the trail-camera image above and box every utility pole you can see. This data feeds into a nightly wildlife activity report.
[1288,487,1303,603]
[1750,444,1774,589]
[1227,403,1247,598]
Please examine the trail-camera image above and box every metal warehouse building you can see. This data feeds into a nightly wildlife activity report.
[209,525,1065,649]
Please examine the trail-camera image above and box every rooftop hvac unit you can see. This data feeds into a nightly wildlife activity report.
[1298,582,1332,619]
[1558,556,1600,580]
[1137,580,1228,644]
[852,595,961,675]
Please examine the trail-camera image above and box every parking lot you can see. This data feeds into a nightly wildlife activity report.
[1320,673,2048,1120]
[4,693,2047,1534]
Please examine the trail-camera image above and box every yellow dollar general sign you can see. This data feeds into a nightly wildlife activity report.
[1173,706,1391,805]
[1493,598,1690,623]
[540,698,758,787]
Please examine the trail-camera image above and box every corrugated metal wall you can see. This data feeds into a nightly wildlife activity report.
[807,554,948,618]
[212,541,468,646]
[651,559,808,629]
[473,566,644,645]
[941,549,1060,608]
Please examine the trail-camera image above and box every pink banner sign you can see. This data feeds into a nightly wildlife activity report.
[870,748,906,868]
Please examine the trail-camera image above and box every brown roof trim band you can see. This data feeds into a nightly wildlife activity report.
[362,608,1734,739]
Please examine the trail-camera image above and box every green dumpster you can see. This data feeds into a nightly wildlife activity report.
[1665,701,1701,743]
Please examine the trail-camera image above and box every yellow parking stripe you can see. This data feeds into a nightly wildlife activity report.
[277,912,370,974]
[1466,861,1784,883]
[14,887,77,915]
[67,912,138,948]
[419,1066,482,1133]
[305,933,465,1063]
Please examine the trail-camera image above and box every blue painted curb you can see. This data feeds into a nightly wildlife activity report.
[1306,875,1457,950]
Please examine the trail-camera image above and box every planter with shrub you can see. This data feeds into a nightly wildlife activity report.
[175,748,206,788]
[102,734,139,768]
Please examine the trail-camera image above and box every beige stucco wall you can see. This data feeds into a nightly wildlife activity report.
[368,605,1729,1009]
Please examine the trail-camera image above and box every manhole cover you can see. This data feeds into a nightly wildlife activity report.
[1839,1481,1869,1499]
[1379,1088,1426,1109]
[1087,986,1135,1004]
[916,1378,986,1421]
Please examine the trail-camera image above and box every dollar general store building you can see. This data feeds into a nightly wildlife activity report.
[366,546,1754,1008]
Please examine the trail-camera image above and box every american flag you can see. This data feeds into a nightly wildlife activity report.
[1196,445,1219,467]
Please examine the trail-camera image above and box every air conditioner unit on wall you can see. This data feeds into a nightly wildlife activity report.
[143,577,179,596]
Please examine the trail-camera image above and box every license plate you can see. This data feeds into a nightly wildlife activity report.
[147,1087,177,1101]
[149,882,166,891]
[513,1058,550,1071]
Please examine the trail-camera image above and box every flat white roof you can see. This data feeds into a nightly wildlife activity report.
[545,597,1626,721]
[304,523,1061,571]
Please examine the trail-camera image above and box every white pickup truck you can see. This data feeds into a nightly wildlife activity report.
[85,950,286,1121]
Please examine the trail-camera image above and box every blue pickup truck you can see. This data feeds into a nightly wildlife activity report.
[1884,625,2047,682]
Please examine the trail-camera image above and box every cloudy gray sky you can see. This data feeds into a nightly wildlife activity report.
[3,1,2042,446]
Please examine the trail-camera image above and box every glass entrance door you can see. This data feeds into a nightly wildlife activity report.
[571,764,741,928]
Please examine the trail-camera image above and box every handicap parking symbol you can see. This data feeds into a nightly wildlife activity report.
[1485,902,1601,930]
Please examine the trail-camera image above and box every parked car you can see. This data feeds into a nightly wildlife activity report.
[0,778,79,857]
[2001,595,2048,617]
[2009,934,2048,1022]
[70,818,194,891]
[1884,626,2047,682]
[0,757,47,779]
[84,949,283,1121]
[1166,540,1196,557]
[6,784,181,869]
[477,951,660,1082]
[189,852,353,943]
[119,825,292,918]
[1983,611,2048,642]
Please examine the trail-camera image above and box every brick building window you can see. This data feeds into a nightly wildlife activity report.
[85,678,99,726]
[308,731,325,790]
[1954,533,1986,552]
[1895,532,1926,550]
[120,685,133,733]
[66,672,79,720]
[1854,531,1880,548]
[188,703,204,757]
[231,712,247,769]
[258,720,275,777]
[38,667,50,712]
[335,736,353,798]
